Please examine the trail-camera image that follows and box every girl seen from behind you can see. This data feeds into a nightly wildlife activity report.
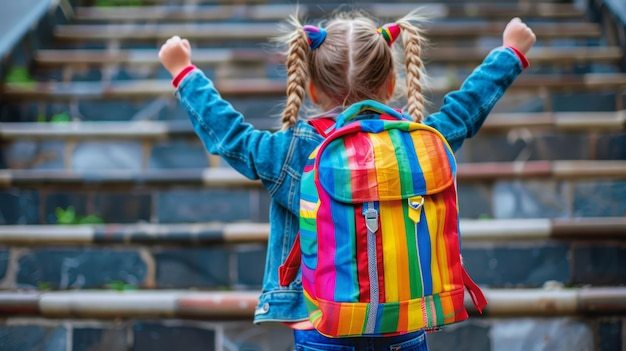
[158,10,535,351]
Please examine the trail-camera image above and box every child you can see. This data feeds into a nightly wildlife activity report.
[159,11,535,350]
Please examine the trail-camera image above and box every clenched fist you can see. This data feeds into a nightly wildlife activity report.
[502,18,536,54]
[158,35,192,78]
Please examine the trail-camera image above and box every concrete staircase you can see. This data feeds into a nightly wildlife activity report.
[0,0,625,350]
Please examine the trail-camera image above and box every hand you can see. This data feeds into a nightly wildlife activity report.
[158,35,192,78]
[502,18,536,54]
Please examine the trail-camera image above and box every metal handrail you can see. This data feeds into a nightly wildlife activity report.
[0,287,624,319]
[0,217,624,246]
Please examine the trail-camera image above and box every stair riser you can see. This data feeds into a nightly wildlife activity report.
[0,241,624,290]
[4,132,626,172]
[0,316,622,351]
[3,92,624,124]
[2,179,625,224]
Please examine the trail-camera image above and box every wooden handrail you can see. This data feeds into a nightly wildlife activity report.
[0,160,624,189]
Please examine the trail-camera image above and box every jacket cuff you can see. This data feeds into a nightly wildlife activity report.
[172,65,197,88]
[505,46,530,70]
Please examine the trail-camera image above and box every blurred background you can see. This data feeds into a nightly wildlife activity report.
[0,0,625,350]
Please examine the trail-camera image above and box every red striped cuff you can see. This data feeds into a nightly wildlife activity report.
[172,65,197,88]
[506,46,530,70]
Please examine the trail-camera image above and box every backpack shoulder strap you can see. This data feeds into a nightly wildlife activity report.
[279,232,301,286]
[279,118,333,287]
[308,118,336,137]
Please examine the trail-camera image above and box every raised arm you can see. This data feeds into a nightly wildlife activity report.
[158,36,293,183]
[423,18,536,152]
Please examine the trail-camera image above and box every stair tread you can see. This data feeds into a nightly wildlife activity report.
[1,110,624,140]
[0,160,624,188]
[34,46,624,66]
[53,21,602,41]
[1,217,625,245]
[73,3,586,22]
[6,73,626,101]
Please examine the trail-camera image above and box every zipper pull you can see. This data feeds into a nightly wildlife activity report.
[363,202,379,233]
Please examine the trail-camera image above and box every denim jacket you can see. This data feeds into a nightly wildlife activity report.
[175,46,524,325]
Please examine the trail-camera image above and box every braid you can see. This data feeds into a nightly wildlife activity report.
[397,20,426,122]
[281,28,310,130]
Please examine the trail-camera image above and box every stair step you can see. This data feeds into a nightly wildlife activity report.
[0,160,624,189]
[0,287,624,319]
[5,73,626,102]
[53,21,602,43]
[0,237,623,289]
[0,217,624,245]
[110,0,585,7]
[73,3,586,22]
[1,111,623,141]
[34,46,624,68]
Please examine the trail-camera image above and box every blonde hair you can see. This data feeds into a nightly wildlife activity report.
[279,11,428,130]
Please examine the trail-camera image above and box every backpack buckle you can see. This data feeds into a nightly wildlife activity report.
[363,203,379,233]
[408,196,424,223]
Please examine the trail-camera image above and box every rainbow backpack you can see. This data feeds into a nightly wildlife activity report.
[279,100,487,338]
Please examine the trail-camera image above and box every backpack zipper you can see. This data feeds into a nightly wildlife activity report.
[363,201,380,334]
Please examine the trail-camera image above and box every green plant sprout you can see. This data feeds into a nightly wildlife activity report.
[55,206,105,225]
[5,67,36,88]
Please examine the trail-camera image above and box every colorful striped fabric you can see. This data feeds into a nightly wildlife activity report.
[299,100,486,337]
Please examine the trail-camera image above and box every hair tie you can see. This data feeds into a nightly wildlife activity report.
[303,25,327,50]
[377,23,401,46]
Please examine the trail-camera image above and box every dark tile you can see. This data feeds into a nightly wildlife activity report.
[491,318,593,350]
[150,140,209,169]
[257,188,271,223]
[157,189,256,223]
[460,135,527,163]
[595,133,626,160]
[43,193,89,224]
[572,244,626,285]
[92,192,152,223]
[527,133,591,161]
[3,140,65,170]
[72,142,143,171]
[0,190,39,224]
[462,243,570,287]
[0,325,67,351]
[552,92,618,112]
[78,101,145,122]
[427,322,490,351]
[573,181,626,217]
[155,248,231,289]
[236,245,266,288]
[16,249,147,290]
[598,319,622,351]
[463,131,600,163]
[226,98,284,130]
[0,250,9,281]
[492,180,569,219]
[45,191,152,224]
[72,326,127,351]
[133,322,215,351]
[456,183,492,219]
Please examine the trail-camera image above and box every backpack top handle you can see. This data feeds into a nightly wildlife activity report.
[334,100,410,129]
